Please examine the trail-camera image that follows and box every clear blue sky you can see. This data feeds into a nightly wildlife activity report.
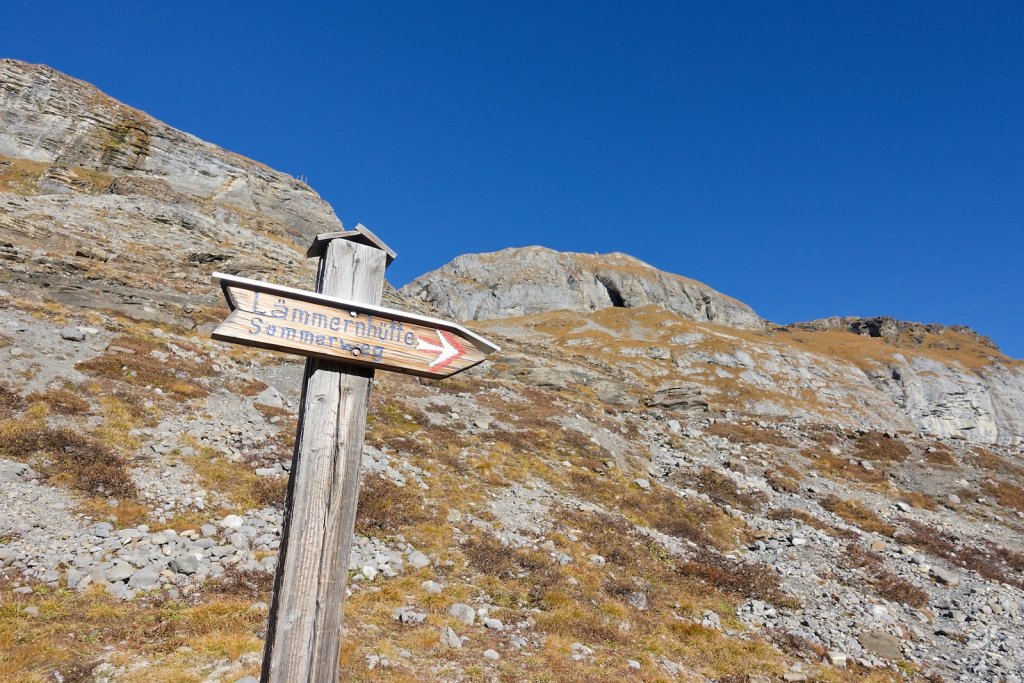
[5,2,1023,356]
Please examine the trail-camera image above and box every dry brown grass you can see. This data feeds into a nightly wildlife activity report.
[970,447,1024,479]
[924,442,958,467]
[896,520,1024,590]
[765,468,800,494]
[238,379,269,397]
[983,481,1024,513]
[26,387,90,415]
[766,507,859,540]
[0,384,26,420]
[0,584,264,682]
[842,545,929,608]
[76,335,213,399]
[807,447,886,485]
[767,628,827,661]
[565,469,739,550]
[0,421,135,498]
[206,567,275,601]
[898,490,939,511]
[820,495,895,536]
[355,475,435,534]
[678,550,795,607]
[784,324,1014,371]
[706,422,794,448]
[461,535,565,607]
[680,467,767,513]
[186,453,285,513]
[855,431,910,462]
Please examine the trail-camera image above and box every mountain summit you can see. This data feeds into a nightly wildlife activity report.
[403,246,763,329]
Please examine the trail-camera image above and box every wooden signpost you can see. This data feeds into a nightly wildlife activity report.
[211,273,497,379]
[210,225,497,683]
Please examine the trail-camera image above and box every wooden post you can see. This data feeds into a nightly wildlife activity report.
[260,235,387,682]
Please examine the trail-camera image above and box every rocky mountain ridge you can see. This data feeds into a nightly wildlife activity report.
[402,246,764,329]
[408,248,1024,447]
[1,59,1023,683]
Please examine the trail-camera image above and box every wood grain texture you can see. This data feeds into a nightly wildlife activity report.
[261,237,386,683]
[212,286,489,378]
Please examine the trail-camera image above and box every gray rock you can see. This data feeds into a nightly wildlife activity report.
[626,592,648,611]
[932,566,960,587]
[483,649,500,660]
[440,626,462,649]
[104,562,134,582]
[169,554,200,575]
[450,603,475,626]
[406,550,430,569]
[702,610,721,630]
[0,461,34,484]
[255,386,285,409]
[858,631,903,660]
[0,60,343,244]
[392,606,427,624]
[128,565,162,590]
[220,514,244,530]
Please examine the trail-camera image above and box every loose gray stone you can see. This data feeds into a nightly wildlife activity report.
[104,562,134,582]
[169,554,200,575]
[932,566,960,587]
[128,566,162,590]
[858,631,903,660]
[450,603,475,626]
[440,626,462,649]
[407,550,430,569]
[392,606,427,624]
[254,386,285,409]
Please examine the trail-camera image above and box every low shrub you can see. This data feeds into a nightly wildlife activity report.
[76,335,213,399]
[26,387,90,415]
[678,550,795,607]
[207,566,276,600]
[0,421,135,497]
[706,422,794,448]
[355,475,433,534]
[855,430,910,462]
[843,544,928,608]
[820,495,895,536]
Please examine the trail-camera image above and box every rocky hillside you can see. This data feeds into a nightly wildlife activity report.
[1,60,1024,683]
[409,251,1024,447]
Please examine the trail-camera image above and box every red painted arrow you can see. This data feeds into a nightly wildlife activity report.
[416,330,466,369]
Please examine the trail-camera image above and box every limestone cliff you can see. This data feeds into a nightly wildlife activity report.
[0,59,340,245]
[402,246,764,329]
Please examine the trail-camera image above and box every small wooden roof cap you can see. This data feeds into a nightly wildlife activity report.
[306,223,397,266]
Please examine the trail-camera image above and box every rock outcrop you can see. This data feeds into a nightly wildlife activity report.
[402,246,764,329]
[0,59,341,244]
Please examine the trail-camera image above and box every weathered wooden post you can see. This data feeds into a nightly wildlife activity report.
[259,229,387,681]
[209,224,498,683]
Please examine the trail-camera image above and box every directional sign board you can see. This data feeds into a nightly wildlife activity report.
[211,272,499,379]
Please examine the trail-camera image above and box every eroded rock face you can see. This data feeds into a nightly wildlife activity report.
[402,246,763,329]
[0,59,341,244]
